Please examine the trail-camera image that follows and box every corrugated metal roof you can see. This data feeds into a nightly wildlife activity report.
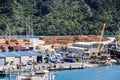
[17,51,35,56]
[0,51,41,57]
[30,51,41,56]
[0,54,5,57]
[0,52,18,57]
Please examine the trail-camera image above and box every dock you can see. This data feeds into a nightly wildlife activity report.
[5,62,98,73]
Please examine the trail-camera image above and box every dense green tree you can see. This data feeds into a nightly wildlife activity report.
[0,0,119,36]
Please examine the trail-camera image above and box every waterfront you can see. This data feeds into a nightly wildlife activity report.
[0,65,120,80]
[0,35,118,80]
[54,65,120,80]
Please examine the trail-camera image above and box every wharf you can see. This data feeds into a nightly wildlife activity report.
[48,63,98,71]
[9,63,98,73]
[2,60,117,73]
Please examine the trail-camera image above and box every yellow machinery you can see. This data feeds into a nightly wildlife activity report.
[93,23,106,57]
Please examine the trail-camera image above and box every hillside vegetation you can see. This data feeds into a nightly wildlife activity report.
[0,0,119,36]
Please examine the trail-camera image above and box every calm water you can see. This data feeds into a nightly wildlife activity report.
[54,65,120,80]
[1,65,120,80]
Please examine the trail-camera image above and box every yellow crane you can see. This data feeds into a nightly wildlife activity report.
[94,23,106,56]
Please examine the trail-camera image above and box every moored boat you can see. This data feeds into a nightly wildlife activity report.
[0,69,6,77]
[109,43,120,63]
[16,70,55,80]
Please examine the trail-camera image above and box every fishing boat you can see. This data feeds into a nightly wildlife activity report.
[16,70,55,80]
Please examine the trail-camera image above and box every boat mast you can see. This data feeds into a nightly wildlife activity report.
[26,18,30,40]
[31,20,34,49]
[117,21,120,36]
[116,21,120,48]
[6,19,11,39]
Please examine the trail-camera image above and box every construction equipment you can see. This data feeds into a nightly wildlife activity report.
[93,23,106,57]
[96,23,106,56]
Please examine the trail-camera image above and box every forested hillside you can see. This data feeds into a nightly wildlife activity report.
[0,0,119,36]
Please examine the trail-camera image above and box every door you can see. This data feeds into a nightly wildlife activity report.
[0,58,5,65]
[14,57,21,65]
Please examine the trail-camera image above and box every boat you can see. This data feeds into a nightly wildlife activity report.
[49,53,63,63]
[64,57,76,62]
[109,49,120,58]
[0,69,6,77]
[109,43,120,63]
[16,70,55,80]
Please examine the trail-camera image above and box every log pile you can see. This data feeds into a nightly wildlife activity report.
[40,35,110,44]
[40,35,110,50]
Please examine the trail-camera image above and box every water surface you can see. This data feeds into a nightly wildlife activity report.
[54,65,120,80]
[0,65,120,80]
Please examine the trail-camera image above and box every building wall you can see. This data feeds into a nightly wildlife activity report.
[21,56,37,63]
[67,47,84,55]
[0,56,38,65]
[6,57,15,63]
[0,58,5,65]
[21,56,30,63]
[32,56,37,62]
[14,57,21,65]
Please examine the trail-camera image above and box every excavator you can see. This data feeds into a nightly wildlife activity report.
[91,23,106,57]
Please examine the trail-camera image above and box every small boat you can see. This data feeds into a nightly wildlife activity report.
[0,69,6,77]
[64,57,77,62]
[49,53,63,63]
[16,70,55,80]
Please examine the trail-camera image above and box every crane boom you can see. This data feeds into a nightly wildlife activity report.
[95,23,106,56]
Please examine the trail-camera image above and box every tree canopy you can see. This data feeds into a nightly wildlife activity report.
[0,0,119,36]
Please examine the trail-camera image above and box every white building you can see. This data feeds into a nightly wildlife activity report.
[73,38,114,54]
[66,46,85,55]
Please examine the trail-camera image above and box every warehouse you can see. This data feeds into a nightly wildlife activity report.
[0,51,41,65]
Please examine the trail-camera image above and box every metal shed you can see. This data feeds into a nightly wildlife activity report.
[0,52,19,65]
[0,51,41,65]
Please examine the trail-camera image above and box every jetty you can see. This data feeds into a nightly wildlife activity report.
[5,62,101,73]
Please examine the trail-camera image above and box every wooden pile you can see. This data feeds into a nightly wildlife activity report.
[9,38,30,46]
[40,35,110,44]
[40,35,110,50]
[0,38,31,51]
[0,39,6,44]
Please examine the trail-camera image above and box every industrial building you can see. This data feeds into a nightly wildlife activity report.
[0,51,41,65]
